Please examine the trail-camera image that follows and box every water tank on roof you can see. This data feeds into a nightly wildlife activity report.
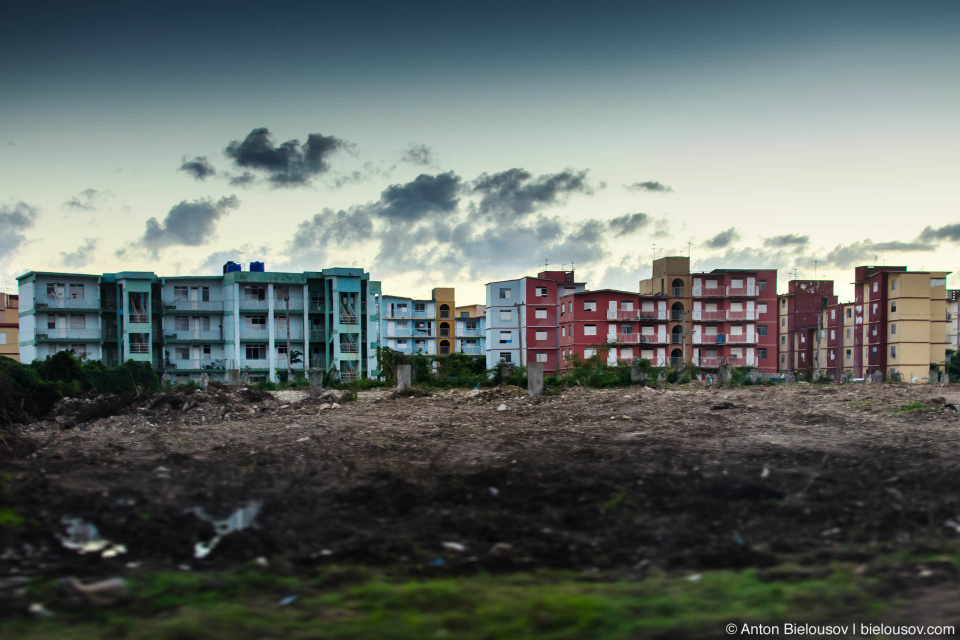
[223,261,241,274]
[250,261,265,272]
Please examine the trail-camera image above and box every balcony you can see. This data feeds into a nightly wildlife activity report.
[166,359,226,371]
[608,309,666,321]
[694,334,723,344]
[671,287,685,297]
[35,296,101,311]
[458,328,483,336]
[726,285,758,297]
[340,370,360,382]
[36,329,102,341]
[692,287,725,298]
[240,327,269,339]
[459,345,483,355]
[309,330,326,341]
[726,309,757,321]
[697,356,750,368]
[275,326,305,340]
[239,299,270,311]
[128,313,150,324]
[340,342,360,353]
[692,310,726,322]
[308,301,325,313]
[339,313,359,325]
[163,299,225,312]
[611,333,667,344]
[164,329,224,341]
[725,333,756,344]
[274,298,304,311]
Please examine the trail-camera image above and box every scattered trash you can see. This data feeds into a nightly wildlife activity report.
[154,466,170,475]
[296,436,310,442]
[278,595,299,606]
[60,517,127,558]
[442,541,466,552]
[488,542,513,556]
[760,467,770,479]
[821,527,841,537]
[254,556,269,568]
[178,564,192,571]
[945,519,960,534]
[687,574,702,582]
[430,557,446,566]
[710,401,736,410]
[497,404,507,411]
[320,549,333,556]
[919,569,934,578]
[185,501,263,559]
[28,602,54,618]
[60,577,128,605]
[488,487,499,497]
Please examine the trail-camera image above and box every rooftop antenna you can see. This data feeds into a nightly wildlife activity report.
[790,268,799,281]
[543,258,550,270]
[652,243,657,261]
[686,241,692,258]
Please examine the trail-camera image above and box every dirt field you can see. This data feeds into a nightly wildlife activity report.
[4,382,960,634]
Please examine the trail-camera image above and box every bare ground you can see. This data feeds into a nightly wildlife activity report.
[3,382,960,610]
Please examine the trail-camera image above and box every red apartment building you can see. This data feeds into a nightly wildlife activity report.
[776,280,838,374]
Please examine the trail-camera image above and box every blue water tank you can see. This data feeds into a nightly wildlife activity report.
[224,261,241,274]
[250,261,265,272]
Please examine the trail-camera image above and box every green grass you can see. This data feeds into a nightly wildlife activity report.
[2,565,880,640]
[895,400,934,413]
[0,506,25,530]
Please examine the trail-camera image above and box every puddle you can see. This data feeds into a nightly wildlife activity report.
[60,517,127,558]
[185,501,262,559]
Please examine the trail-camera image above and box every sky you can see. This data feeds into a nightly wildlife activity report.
[1,0,958,304]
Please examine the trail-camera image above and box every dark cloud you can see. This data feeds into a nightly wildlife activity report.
[0,200,38,259]
[179,155,216,181]
[919,223,960,243]
[608,212,650,235]
[227,171,256,187]
[764,233,809,248]
[378,171,462,222]
[224,127,345,187]
[626,180,673,193]
[60,238,98,268]
[140,195,239,255]
[64,188,110,212]
[291,207,375,251]
[472,168,596,219]
[400,142,433,166]
[824,239,937,269]
[703,227,740,249]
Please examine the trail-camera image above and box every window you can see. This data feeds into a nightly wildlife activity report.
[781,317,786,326]
[584,325,597,336]
[781,299,786,308]
[201,316,211,331]
[830,350,835,360]
[465,320,478,330]
[831,309,836,320]
[176,346,190,359]
[536,352,548,362]
[278,344,288,355]
[621,348,633,359]
[415,302,426,312]
[499,288,512,299]
[780,336,785,344]
[932,278,946,287]
[830,329,835,339]
[780,354,785,364]
[465,339,477,345]
[846,328,851,339]
[732,278,743,288]
[203,345,211,356]
[872,303,878,314]
[568,301,573,313]
[620,325,633,334]
[69,314,84,329]
[891,323,897,335]
[584,348,597,358]
[891,345,897,358]
[499,331,512,344]
[244,286,266,301]
[396,303,408,312]
[621,301,634,311]
[536,286,548,297]
[846,308,852,318]
[873,282,878,292]
[396,339,407,347]
[246,344,266,359]
[758,348,767,359]
[758,303,767,314]
[47,316,57,329]
[415,339,426,348]
[871,325,877,336]
[871,346,878,355]
[460,311,469,318]
[46,283,65,297]
[175,316,189,331]
[174,286,189,301]
[247,315,266,327]
[891,301,897,312]
[414,321,427,331]
[500,352,512,363]
[536,330,547,341]
[535,308,547,319]
[500,310,512,321]
[583,301,597,312]
[846,349,852,359]
[890,279,897,291]
[195,286,210,302]
[396,320,408,329]
[758,326,767,336]
[69,284,84,299]
[759,280,767,291]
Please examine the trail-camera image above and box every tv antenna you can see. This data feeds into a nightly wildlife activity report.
[542,258,550,270]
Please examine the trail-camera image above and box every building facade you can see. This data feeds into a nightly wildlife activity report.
[485,270,585,372]
[380,288,458,357]
[454,304,485,357]
[1,293,20,361]
[17,265,381,383]
[558,290,667,367]
[776,280,838,375]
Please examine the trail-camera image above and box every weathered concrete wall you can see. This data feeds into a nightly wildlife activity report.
[396,364,412,391]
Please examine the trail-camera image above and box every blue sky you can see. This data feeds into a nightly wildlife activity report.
[2,0,958,302]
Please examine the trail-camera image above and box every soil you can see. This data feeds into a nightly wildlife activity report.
[3,382,960,602]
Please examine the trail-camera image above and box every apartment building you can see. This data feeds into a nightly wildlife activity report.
[639,257,778,372]
[558,290,667,367]
[947,290,960,352]
[776,280,838,375]
[485,270,586,372]
[1,293,20,361]
[816,302,857,380]
[17,264,381,383]
[454,304,485,357]
[380,288,457,356]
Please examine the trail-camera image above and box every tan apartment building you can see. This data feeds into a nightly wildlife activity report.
[1,293,19,361]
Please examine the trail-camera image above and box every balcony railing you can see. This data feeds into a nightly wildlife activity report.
[35,296,100,310]
[610,333,667,344]
[340,314,359,325]
[274,298,304,311]
[163,300,225,312]
[459,345,483,355]
[240,327,269,339]
[129,314,149,324]
[239,299,270,310]
[726,286,758,297]
[129,343,150,354]
[692,287,725,298]
[608,310,666,321]
[275,327,304,340]
[697,356,750,368]
[694,334,722,344]
[308,302,325,313]
[671,287,685,297]
[166,359,225,371]
[340,370,360,382]
[458,328,483,336]
[726,310,757,320]
[164,329,223,341]
[692,310,726,321]
[340,342,360,353]
[36,329,102,340]
[309,330,326,341]
[725,333,755,344]
[671,334,684,344]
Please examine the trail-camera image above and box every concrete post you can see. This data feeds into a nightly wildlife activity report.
[199,372,209,390]
[499,363,511,387]
[717,364,731,384]
[396,364,412,392]
[527,362,543,397]
[226,369,240,385]
[308,368,324,398]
